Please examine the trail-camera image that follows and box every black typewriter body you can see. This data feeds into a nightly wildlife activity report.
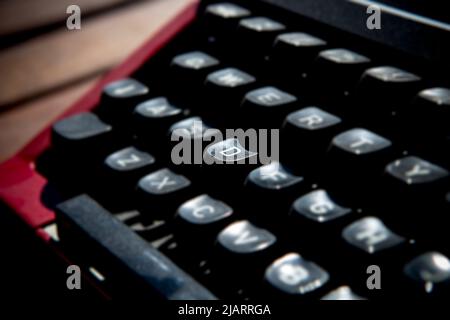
[36,0,450,300]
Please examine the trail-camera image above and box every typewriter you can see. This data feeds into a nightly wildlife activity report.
[0,0,449,301]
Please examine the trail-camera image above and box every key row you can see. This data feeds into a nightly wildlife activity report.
[50,106,450,243]
[48,113,450,298]
[134,169,450,298]
[96,73,449,153]
[175,192,450,299]
[198,2,450,164]
[98,139,448,256]
[49,103,449,232]
[202,3,442,100]
[52,108,449,194]
[49,115,449,299]
[99,152,448,299]
[100,48,450,142]
[199,2,450,160]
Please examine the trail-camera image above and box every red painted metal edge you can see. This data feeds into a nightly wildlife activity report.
[0,1,199,229]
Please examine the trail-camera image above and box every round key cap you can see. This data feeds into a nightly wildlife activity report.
[263,252,330,300]
[174,194,235,249]
[133,97,188,143]
[403,251,450,299]
[136,168,194,220]
[170,51,220,106]
[211,219,280,297]
[310,48,371,100]
[352,66,422,129]
[272,32,326,70]
[102,146,156,194]
[244,161,306,225]
[241,86,299,128]
[321,286,366,300]
[203,2,251,42]
[403,87,450,164]
[281,106,343,176]
[381,156,449,239]
[237,17,286,55]
[326,128,395,204]
[98,78,150,126]
[52,112,116,161]
[357,66,421,104]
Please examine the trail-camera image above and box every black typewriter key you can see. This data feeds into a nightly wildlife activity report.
[288,189,353,257]
[214,220,278,276]
[245,162,304,194]
[98,78,150,125]
[242,86,299,128]
[169,116,217,135]
[262,253,330,300]
[172,51,220,75]
[272,32,326,63]
[283,107,342,143]
[404,88,450,162]
[203,2,251,43]
[216,220,277,255]
[105,147,155,172]
[291,189,351,224]
[169,116,221,144]
[204,67,256,122]
[237,17,286,57]
[329,128,393,163]
[382,156,449,238]
[414,87,450,132]
[103,147,155,192]
[136,168,193,219]
[402,251,450,299]
[170,51,220,102]
[342,216,406,254]
[209,220,278,296]
[321,286,366,300]
[340,216,411,298]
[357,66,421,104]
[385,156,448,187]
[272,32,327,63]
[270,32,327,87]
[330,128,392,154]
[244,162,306,223]
[353,66,421,124]
[133,97,187,144]
[52,112,116,160]
[282,107,342,175]
[203,138,260,198]
[310,48,371,100]
[51,112,118,193]
[174,194,235,247]
[205,67,256,90]
[326,128,394,204]
[384,156,449,211]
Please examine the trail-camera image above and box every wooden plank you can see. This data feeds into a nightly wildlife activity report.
[0,77,100,163]
[0,0,192,108]
[0,0,135,37]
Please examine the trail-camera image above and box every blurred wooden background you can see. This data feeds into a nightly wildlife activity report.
[0,0,193,163]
